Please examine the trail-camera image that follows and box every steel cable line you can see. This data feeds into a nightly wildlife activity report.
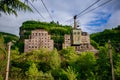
[68,0,112,26]
[66,0,112,25]
[77,0,112,18]
[65,0,101,23]
[40,0,54,21]
[77,0,100,16]
[28,0,46,20]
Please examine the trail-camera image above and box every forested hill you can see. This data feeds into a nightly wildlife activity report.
[20,20,72,50]
[0,32,19,44]
[90,25,120,52]
[0,32,19,55]
[21,20,71,35]
[0,32,19,78]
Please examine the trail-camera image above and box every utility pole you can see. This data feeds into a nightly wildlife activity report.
[108,40,115,80]
[5,42,12,80]
[74,15,77,29]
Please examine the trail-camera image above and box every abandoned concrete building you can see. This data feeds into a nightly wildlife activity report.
[24,29,54,52]
[63,15,96,52]
[62,31,95,52]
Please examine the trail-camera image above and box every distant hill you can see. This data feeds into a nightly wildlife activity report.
[0,32,19,53]
[90,25,120,52]
[0,32,19,44]
[20,20,71,50]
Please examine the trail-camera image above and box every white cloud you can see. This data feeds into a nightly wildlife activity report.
[0,0,120,36]
[106,10,120,29]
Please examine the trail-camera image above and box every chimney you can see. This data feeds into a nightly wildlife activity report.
[74,15,77,29]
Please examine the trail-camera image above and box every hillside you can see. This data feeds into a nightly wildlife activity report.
[0,32,19,54]
[20,20,71,50]
[0,32,19,79]
[90,25,120,52]
[0,32,19,44]
[0,26,120,80]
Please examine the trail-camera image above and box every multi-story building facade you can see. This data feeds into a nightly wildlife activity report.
[62,34,71,49]
[24,29,54,53]
[63,30,94,52]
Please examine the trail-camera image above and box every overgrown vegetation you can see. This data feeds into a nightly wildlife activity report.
[0,32,19,80]
[0,24,120,80]
[90,25,120,52]
[20,20,71,50]
[0,46,119,80]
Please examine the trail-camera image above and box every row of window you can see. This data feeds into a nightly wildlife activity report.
[32,33,48,36]
[26,46,51,49]
[26,40,52,45]
[73,32,80,35]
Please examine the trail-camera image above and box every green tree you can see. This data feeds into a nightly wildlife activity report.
[90,40,99,49]
[73,52,96,80]
[60,47,78,68]
[113,49,120,79]
[0,34,6,80]
[0,0,32,16]
[63,66,78,80]
[26,63,41,80]
[0,75,3,80]
[49,49,61,70]
[96,46,111,80]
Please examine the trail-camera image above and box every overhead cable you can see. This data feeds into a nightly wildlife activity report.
[28,1,46,20]
[77,0,112,18]
[65,0,101,22]
[77,0,101,16]
[40,0,54,21]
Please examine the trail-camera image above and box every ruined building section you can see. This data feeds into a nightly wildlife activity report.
[62,34,71,49]
[71,29,81,46]
[75,32,93,52]
[63,15,95,52]
[62,31,94,52]
[24,29,54,53]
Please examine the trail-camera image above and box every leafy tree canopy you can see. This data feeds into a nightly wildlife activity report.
[0,0,32,16]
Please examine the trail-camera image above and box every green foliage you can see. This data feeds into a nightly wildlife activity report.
[49,49,61,70]
[63,66,78,80]
[113,49,120,79]
[0,0,32,16]
[20,20,71,50]
[26,63,41,80]
[73,52,96,80]
[113,25,120,30]
[0,75,3,80]
[0,34,7,79]
[60,47,78,66]
[9,66,23,80]
[14,41,24,53]
[0,33,120,80]
[0,32,19,44]
[96,46,111,80]
[90,40,99,49]
[21,20,71,32]
[90,26,120,51]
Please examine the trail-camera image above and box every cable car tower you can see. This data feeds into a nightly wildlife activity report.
[71,15,81,46]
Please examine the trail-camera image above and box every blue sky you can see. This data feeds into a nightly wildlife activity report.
[87,12,111,26]
[0,0,120,36]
